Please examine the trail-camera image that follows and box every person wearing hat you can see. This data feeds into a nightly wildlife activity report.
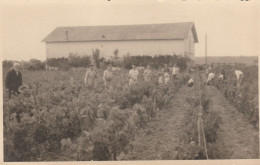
[103,64,113,90]
[84,64,97,90]
[128,64,139,87]
[5,63,23,99]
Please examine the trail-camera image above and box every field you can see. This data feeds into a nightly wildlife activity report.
[3,64,259,161]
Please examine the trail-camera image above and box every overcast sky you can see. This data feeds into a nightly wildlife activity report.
[0,0,259,61]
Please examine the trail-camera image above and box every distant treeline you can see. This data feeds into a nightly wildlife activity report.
[195,56,258,65]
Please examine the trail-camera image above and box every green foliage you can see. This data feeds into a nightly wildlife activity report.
[68,54,91,67]
[47,57,69,70]
[2,60,14,70]
[212,65,259,128]
[27,59,46,70]
[2,60,46,71]
[47,55,92,70]
[3,68,175,161]
[122,54,191,71]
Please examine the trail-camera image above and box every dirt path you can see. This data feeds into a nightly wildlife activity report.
[118,83,259,160]
[118,86,194,160]
[206,85,259,159]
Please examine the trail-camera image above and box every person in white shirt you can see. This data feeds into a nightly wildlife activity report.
[172,64,180,77]
[84,65,97,90]
[103,64,113,90]
[129,64,139,86]
[218,74,224,80]
[187,78,194,87]
[234,70,243,88]
[143,65,152,82]
[206,72,215,85]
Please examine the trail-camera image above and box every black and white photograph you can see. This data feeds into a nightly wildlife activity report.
[1,0,259,164]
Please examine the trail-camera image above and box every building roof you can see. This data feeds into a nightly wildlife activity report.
[42,22,198,43]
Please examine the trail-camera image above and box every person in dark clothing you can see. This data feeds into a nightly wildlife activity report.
[5,63,23,99]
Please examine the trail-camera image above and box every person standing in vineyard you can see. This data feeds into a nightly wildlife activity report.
[84,64,97,90]
[161,64,171,84]
[172,64,180,85]
[234,69,243,88]
[128,64,139,87]
[162,64,170,73]
[5,63,23,99]
[143,65,152,82]
[103,64,113,90]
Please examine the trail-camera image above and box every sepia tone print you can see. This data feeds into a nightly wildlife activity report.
[1,0,259,162]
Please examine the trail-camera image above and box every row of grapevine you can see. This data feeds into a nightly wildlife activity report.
[174,74,222,159]
[212,65,259,128]
[3,68,187,161]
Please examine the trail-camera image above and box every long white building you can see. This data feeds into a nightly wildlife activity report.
[42,22,198,59]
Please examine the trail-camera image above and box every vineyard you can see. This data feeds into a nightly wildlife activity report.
[3,63,259,161]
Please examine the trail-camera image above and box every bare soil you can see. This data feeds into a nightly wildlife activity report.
[118,85,259,160]
[206,86,259,159]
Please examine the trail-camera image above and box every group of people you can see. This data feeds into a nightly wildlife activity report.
[122,63,181,87]
[5,62,181,99]
[84,63,181,90]
[206,66,244,88]
[159,64,180,85]
[5,62,245,99]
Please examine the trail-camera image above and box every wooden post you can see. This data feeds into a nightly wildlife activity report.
[198,117,201,147]
[205,34,207,66]
[70,76,74,86]
[34,82,39,105]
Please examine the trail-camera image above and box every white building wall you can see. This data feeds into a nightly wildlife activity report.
[184,29,195,59]
[46,40,185,59]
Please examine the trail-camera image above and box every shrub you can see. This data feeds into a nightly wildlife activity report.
[121,54,191,71]
[68,54,91,67]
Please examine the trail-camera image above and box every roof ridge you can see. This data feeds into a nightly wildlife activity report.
[56,22,194,29]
